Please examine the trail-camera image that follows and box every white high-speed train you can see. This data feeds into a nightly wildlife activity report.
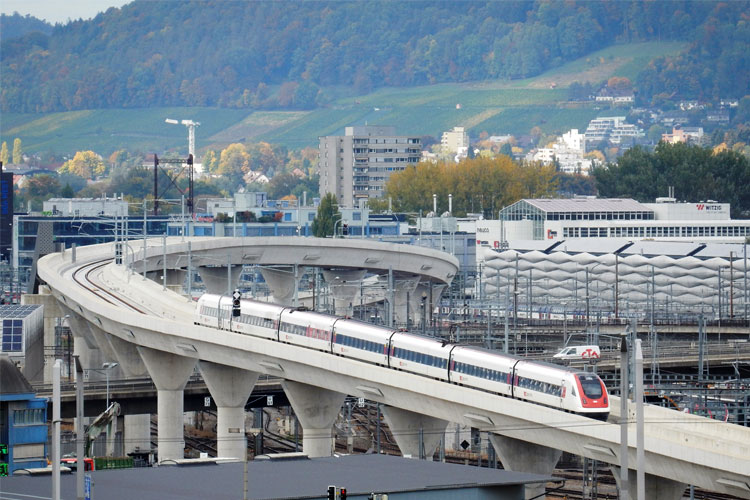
[195,294,609,419]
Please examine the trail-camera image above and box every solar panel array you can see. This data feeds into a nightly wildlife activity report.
[0,305,41,352]
[0,305,41,319]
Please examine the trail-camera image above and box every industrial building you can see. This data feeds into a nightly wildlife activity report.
[476,197,750,247]
[480,239,750,320]
[319,126,421,208]
[0,354,48,475]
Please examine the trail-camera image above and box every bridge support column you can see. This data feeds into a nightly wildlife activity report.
[489,434,561,500]
[610,468,687,500]
[87,324,122,369]
[321,269,367,316]
[105,334,147,377]
[164,268,187,293]
[260,267,299,305]
[381,406,448,459]
[199,361,259,460]
[282,381,345,457]
[124,414,152,456]
[196,265,243,295]
[380,274,421,326]
[137,347,197,463]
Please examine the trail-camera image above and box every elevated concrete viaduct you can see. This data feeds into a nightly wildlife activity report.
[37,237,750,500]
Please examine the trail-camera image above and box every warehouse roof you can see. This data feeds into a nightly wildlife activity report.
[2,454,555,499]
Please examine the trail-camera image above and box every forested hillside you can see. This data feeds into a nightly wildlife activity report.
[0,12,52,41]
[1,0,742,114]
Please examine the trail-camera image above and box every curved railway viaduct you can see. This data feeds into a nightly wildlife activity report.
[37,237,750,500]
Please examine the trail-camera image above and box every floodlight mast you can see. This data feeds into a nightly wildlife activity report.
[164,118,201,158]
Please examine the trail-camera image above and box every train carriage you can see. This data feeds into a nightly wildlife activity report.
[232,299,286,340]
[449,346,516,397]
[332,318,394,366]
[389,332,452,380]
[512,360,570,408]
[279,308,338,351]
[195,294,223,329]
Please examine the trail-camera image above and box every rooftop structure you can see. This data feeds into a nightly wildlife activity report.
[43,197,128,217]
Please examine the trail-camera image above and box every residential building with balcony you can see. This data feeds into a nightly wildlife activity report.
[319,126,421,208]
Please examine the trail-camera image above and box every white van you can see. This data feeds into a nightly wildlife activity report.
[553,345,601,360]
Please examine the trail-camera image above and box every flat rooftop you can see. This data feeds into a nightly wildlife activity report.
[1,454,555,500]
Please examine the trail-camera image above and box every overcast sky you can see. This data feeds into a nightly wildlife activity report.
[1,0,131,24]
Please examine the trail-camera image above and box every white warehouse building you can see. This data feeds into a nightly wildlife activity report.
[476,197,750,249]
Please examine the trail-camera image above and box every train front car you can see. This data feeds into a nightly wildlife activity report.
[571,372,609,420]
[331,318,393,366]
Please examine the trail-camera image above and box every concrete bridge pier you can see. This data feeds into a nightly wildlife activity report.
[378,274,421,326]
[137,347,197,463]
[164,268,187,293]
[260,266,300,305]
[197,265,243,295]
[105,335,152,456]
[61,308,105,376]
[489,434,562,500]
[85,324,120,365]
[381,406,448,459]
[105,334,148,377]
[199,361,259,460]
[321,268,367,317]
[123,414,152,456]
[282,381,346,457]
[610,467,687,500]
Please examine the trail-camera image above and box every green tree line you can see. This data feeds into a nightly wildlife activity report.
[592,142,750,218]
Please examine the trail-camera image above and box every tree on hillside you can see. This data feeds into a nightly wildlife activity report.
[311,193,340,237]
[12,138,22,164]
[24,174,60,198]
[58,151,106,179]
[0,142,8,165]
[217,144,250,186]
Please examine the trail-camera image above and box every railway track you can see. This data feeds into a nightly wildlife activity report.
[71,258,148,314]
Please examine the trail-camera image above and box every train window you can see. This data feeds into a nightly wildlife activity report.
[578,376,603,399]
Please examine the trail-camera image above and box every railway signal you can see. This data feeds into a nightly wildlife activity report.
[232,290,241,317]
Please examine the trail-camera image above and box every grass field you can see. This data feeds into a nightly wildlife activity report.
[0,41,688,155]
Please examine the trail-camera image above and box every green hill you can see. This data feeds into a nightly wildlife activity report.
[1,42,687,155]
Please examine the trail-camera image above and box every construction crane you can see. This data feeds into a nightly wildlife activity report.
[165,118,200,158]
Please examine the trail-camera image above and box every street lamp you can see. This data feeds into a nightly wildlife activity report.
[102,362,119,408]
